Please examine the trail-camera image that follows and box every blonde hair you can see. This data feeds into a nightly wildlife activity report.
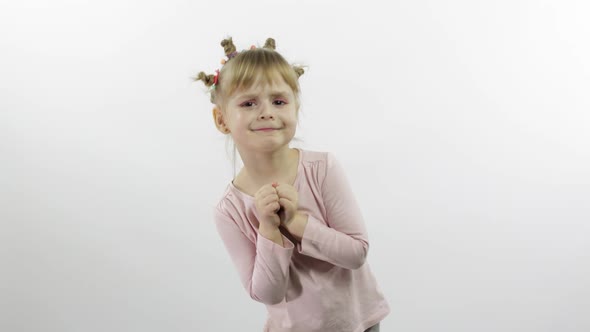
[193,37,306,176]
[195,37,304,108]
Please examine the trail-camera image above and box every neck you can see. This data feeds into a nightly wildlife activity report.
[237,146,296,185]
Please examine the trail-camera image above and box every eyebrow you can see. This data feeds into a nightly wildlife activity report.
[235,90,292,99]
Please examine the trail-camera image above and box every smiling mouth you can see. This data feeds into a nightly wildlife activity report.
[255,128,280,131]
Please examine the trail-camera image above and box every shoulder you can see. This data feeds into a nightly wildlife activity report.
[213,185,247,219]
[301,149,340,175]
[212,187,258,242]
[298,147,338,168]
[297,148,344,190]
[212,184,245,227]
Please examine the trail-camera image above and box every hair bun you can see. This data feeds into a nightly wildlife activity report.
[220,37,237,57]
[263,38,276,50]
[293,66,305,78]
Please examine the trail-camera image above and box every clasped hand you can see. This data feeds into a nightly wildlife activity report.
[254,182,298,229]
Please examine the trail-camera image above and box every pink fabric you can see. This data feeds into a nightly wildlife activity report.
[213,148,391,332]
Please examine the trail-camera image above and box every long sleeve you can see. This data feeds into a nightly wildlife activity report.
[295,152,369,270]
[214,209,295,305]
[211,148,392,331]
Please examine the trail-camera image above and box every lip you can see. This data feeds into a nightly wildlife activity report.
[254,128,279,131]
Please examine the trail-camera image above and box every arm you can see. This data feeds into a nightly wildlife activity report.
[283,153,369,270]
[259,223,285,247]
[214,208,294,305]
[281,211,308,242]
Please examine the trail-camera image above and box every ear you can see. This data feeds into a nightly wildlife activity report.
[212,106,230,134]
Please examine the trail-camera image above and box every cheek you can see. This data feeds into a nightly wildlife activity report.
[286,110,298,122]
[231,114,255,131]
[230,111,247,123]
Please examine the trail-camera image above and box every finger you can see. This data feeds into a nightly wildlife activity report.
[279,197,294,210]
[261,193,279,206]
[268,201,280,212]
[254,184,278,199]
[274,183,289,193]
[276,186,296,201]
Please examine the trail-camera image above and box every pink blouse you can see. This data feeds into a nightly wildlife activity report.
[213,148,390,332]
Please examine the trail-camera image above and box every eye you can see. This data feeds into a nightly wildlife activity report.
[240,100,256,107]
[273,99,287,106]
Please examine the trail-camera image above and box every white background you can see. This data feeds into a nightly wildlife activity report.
[1,0,589,331]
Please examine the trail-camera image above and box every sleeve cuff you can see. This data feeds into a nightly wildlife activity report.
[258,232,296,251]
[296,214,321,254]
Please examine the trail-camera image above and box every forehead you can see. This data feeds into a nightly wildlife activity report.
[232,76,294,98]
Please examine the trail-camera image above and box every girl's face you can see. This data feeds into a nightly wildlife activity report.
[221,76,298,152]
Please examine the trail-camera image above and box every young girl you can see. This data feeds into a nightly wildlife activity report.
[195,37,390,332]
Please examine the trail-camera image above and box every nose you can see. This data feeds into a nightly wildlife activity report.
[258,100,275,119]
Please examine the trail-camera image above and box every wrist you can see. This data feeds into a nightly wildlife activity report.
[259,222,280,233]
[282,212,300,229]
[283,212,308,242]
[258,223,284,246]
